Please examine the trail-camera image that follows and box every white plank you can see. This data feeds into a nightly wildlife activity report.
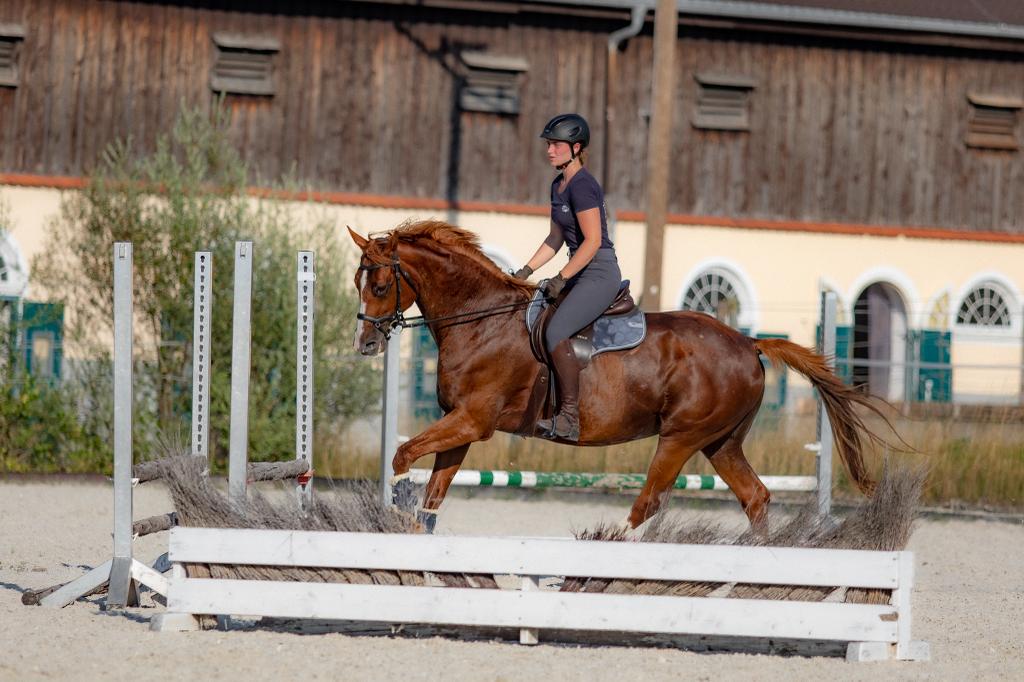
[165,579,899,643]
[39,560,113,609]
[894,552,915,660]
[130,559,169,597]
[167,528,901,589]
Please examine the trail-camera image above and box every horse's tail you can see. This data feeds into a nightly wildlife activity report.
[752,338,905,496]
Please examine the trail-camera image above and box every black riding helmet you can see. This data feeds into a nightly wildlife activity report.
[540,113,590,162]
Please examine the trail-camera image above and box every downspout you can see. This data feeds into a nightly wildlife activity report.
[603,2,648,243]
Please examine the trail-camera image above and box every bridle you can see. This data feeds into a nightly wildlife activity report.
[356,256,417,337]
[356,253,531,339]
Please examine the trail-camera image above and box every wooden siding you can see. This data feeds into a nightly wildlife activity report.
[0,0,1022,234]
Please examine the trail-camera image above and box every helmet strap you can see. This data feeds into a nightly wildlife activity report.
[556,143,580,171]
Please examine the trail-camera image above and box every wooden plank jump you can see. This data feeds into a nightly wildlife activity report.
[153,527,930,662]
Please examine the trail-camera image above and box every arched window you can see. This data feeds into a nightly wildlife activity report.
[819,285,848,325]
[926,291,951,331]
[682,268,743,328]
[957,283,1012,328]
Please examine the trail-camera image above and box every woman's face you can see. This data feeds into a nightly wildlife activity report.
[545,139,577,168]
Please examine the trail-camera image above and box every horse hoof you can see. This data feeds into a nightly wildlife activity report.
[416,509,438,534]
[392,477,417,512]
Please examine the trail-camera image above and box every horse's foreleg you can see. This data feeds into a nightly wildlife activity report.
[390,409,487,513]
[628,435,700,529]
[416,443,470,533]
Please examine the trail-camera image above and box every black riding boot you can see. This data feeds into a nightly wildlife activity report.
[536,338,581,441]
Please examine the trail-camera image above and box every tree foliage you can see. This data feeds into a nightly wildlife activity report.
[29,105,379,469]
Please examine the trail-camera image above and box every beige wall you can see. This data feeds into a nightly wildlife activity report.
[4,183,1022,401]
[1,186,62,299]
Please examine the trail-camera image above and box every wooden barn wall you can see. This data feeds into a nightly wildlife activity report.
[0,0,1022,234]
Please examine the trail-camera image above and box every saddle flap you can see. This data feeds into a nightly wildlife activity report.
[526,282,646,367]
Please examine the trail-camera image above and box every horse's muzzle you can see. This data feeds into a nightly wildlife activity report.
[359,337,387,356]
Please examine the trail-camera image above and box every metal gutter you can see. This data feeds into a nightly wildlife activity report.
[608,1,648,49]
[519,0,1024,41]
[602,2,648,203]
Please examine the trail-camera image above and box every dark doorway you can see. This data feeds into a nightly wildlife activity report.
[852,283,908,401]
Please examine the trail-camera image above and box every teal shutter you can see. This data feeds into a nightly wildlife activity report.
[834,325,852,383]
[815,324,852,383]
[411,325,442,420]
[22,301,64,381]
[755,332,788,410]
[914,329,951,402]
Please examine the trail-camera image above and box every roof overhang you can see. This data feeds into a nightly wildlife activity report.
[531,1,1024,41]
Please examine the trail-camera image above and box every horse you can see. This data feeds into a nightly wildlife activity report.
[349,220,896,531]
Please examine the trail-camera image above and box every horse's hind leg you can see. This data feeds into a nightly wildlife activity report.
[627,435,700,528]
[703,422,770,530]
[417,444,470,533]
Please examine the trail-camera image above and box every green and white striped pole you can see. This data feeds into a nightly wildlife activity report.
[408,469,817,492]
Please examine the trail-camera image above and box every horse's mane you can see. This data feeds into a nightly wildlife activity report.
[364,219,534,296]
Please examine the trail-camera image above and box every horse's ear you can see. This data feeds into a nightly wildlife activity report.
[347,226,370,250]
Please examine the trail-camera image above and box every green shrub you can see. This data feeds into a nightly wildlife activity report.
[0,370,106,473]
[22,103,379,473]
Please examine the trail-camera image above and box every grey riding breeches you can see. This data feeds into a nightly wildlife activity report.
[545,248,621,353]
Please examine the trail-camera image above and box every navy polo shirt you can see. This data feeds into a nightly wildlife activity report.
[550,168,614,253]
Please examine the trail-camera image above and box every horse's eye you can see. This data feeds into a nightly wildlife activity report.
[372,284,388,297]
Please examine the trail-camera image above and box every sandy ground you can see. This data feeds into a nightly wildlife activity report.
[1,478,1022,682]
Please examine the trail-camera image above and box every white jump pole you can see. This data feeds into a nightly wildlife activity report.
[191,252,212,459]
[107,242,136,607]
[295,251,316,507]
[228,241,253,502]
[381,329,400,506]
[817,291,837,517]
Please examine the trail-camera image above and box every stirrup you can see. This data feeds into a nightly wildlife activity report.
[536,413,579,442]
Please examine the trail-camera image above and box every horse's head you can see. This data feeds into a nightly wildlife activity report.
[348,226,418,356]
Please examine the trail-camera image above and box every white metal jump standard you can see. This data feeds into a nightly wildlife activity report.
[223,243,316,507]
[151,526,929,662]
[41,242,317,608]
[295,251,316,506]
[39,244,169,609]
[228,241,254,502]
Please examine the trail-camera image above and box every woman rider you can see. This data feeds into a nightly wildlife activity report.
[513,113,622,442]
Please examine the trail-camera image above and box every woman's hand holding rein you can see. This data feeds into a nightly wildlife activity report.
[513,265,533,280]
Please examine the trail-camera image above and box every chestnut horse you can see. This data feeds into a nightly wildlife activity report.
[349,221,892,530]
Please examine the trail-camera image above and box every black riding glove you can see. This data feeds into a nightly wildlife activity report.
[513,265,534,280]
[539,274,567,299]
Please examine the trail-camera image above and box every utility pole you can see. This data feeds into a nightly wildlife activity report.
[641,0,678,312]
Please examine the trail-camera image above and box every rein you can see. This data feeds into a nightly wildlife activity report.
[356,256,531,338]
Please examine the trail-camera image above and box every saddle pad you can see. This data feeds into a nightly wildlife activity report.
[526,290,647,356]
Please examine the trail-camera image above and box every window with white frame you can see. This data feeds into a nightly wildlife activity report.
[0,232,27,298]
[683,269,742,328]
[819,285,848,325]
[956,283,1012,328]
